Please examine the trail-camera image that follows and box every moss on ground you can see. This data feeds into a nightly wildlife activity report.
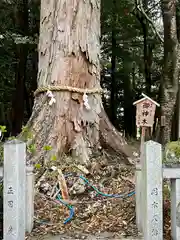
[164,141,180,164]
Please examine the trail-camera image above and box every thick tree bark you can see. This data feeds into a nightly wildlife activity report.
[171,92,178,141]
[27,0,102,165]
[99,109,136,165]
[26,0,135,166]
[160,0,180,145]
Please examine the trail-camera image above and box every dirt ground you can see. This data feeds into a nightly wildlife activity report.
[25,142,171,240]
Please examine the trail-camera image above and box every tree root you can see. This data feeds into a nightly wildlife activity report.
[99,109,138,165]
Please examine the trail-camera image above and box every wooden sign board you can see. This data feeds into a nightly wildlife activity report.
[133,93,160,128]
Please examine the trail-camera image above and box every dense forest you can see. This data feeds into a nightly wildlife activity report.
[0,1,178,239]
[0,0,179,155]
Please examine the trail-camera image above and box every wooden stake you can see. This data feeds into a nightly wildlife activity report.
[140,127,146,165]
[141,127,146,153]
[57,169,69,200]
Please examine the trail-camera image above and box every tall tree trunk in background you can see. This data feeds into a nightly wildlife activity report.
[142,0,154,96]
[176,2,180,140]
[29,51,38,111]
[11,0,28,135]
[160,0,180,145]
[26,0,135,165]
[110,0,117,125]
[124,79,135,137]
[29,0,39,112]
[142,18,151,94]
[135,0,153,95]
[143,0,151,95]
[123,64,135,138]
[143,40,153,95]
[171,93,178,141]
[142,0,153,95]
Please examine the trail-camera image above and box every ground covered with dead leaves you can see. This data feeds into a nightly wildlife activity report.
[26,152,171,240]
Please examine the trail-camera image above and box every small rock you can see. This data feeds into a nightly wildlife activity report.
[122,220,127,225]
[51,166,57,171]
[70,178,86,195]
[81,235,86,239]
[77,164,89,175]
[40,182,51,192]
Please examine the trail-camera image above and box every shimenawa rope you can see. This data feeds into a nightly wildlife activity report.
[34,85,104,97]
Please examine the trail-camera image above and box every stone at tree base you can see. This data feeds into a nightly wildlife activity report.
[69,178,86,195]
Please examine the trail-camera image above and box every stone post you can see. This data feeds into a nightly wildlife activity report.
[26,166,34,233]
[171,178,180,240]
[4,140,26,240]
[142,140,163,240]
[135,163,142,232]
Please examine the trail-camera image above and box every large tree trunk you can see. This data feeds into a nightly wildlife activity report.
[160,0,180,145]
[25,0,135,166]
[27,0,102,165]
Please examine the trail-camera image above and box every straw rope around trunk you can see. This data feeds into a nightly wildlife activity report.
[34,85,104,97]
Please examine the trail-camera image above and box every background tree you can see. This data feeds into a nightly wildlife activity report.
[160,0,180,145]
[11,0,29,135]
[25,0,108,165]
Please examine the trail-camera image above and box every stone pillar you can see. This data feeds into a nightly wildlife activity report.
[171,178,180,240]
[135,163,142,232]
[142,140,163,240]
[26,166,34,233]
[4,140,26,240]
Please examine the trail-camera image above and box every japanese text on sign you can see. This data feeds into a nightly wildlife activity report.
[7,186,14,195]
[8,200,13,208]
[8,225,13,234]
[136,99,156,127]
[151,187,158,196]
[151,215,160,237]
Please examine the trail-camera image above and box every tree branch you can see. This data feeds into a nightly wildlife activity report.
[134,0,164,43]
